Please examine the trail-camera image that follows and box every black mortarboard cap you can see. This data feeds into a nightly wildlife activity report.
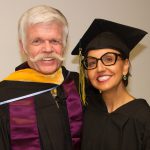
[71,19,147,58]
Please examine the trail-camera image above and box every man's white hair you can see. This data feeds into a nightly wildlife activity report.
[18,5,69,48]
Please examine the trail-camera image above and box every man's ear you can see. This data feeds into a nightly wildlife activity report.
[19,40,26,55]
[19,40,28,61]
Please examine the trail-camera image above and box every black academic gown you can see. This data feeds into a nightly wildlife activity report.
[0,63,83,150]
[81,89,150,150]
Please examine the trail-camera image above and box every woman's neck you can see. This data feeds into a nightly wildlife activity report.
[102,85,134,113]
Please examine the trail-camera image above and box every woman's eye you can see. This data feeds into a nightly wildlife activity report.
[103,56,114,62]
[88,61,96,66]
[106,57,113,61]
[87,59,97,67]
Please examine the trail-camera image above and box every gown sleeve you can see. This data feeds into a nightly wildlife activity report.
[143,120,150,150]
[0,105,10,150]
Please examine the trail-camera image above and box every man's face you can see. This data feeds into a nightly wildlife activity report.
[21,22,65,75]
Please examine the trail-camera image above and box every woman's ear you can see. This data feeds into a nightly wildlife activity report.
[123,59,130,75]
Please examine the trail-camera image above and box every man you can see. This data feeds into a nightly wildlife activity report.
[0,5,83,150]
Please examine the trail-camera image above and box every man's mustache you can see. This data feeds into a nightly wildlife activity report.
[29,52,64,62]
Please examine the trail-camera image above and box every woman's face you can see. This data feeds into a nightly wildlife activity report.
[86,49,129,92]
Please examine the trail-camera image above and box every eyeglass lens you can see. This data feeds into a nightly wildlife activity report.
[83,52,121,69]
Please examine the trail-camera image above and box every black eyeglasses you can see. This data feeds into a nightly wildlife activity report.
[82,52,124,70]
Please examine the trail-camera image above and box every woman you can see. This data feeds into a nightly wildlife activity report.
[72,19,150,150]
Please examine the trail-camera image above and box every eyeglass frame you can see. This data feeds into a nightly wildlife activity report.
[82,52,125,70]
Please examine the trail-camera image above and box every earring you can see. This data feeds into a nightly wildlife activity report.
[123,75,127,81]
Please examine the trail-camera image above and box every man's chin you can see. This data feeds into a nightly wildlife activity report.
[28,61,62,75]
[38,69,58,75]
[38,65,61,75]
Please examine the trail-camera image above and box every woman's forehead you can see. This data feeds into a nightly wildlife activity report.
[87,48,120,55]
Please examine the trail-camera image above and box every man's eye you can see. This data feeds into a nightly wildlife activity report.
[50,39,62,45]
[32,39,42,45]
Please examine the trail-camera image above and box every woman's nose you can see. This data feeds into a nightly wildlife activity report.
[97,60,106,72]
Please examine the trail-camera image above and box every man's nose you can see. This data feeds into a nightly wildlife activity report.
[43,41,53,52]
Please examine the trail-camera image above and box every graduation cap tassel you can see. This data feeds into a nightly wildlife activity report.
[79,48,86,105]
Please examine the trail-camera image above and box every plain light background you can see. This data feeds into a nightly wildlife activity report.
[0,0,150,102]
